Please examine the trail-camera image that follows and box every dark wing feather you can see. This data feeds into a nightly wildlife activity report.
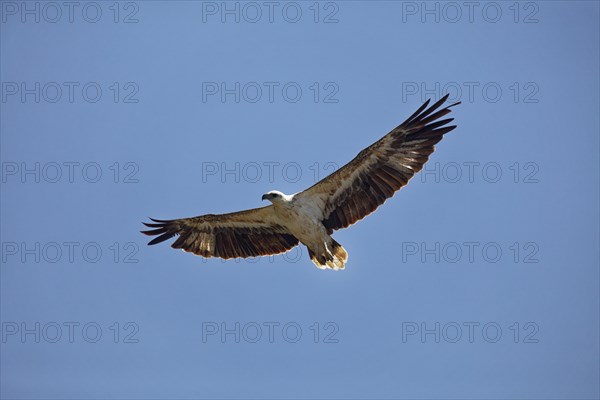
[297,94,460,232]
[141,206,299,259]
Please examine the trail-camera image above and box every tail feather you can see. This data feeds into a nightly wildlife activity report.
[308,239,348,271]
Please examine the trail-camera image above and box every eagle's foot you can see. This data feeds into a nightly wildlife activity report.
[308,240,348,271]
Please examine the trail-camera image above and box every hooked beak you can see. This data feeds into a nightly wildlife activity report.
[261,194,269,201]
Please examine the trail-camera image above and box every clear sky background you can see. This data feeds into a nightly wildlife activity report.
[1,1,599,399]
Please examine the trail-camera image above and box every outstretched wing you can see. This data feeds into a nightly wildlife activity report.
[296,94,460,232]
[141,206,299,259]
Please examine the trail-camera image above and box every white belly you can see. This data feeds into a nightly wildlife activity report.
[274,201,329,246]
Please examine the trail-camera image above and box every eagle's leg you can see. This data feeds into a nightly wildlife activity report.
[308,239,348,271]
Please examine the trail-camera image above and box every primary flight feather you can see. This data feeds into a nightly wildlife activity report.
[142,94,460,270]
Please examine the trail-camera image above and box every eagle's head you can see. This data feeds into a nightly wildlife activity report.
[261,190,290,203]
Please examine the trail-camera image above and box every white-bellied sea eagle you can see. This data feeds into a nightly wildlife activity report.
[142,94,460,270]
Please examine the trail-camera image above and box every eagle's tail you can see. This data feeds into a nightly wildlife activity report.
[309,239,348,271]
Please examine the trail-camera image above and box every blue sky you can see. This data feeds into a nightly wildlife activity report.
[1,1,599,398]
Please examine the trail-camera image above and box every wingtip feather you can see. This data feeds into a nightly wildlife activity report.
[147,233,175,246]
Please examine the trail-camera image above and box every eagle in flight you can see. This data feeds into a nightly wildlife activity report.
[142,94,460,270]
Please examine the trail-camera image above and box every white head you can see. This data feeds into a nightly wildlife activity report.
[261,190,292,204]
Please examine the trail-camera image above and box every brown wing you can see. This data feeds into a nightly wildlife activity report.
[141,206,299,259]
[296,94,460,233]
